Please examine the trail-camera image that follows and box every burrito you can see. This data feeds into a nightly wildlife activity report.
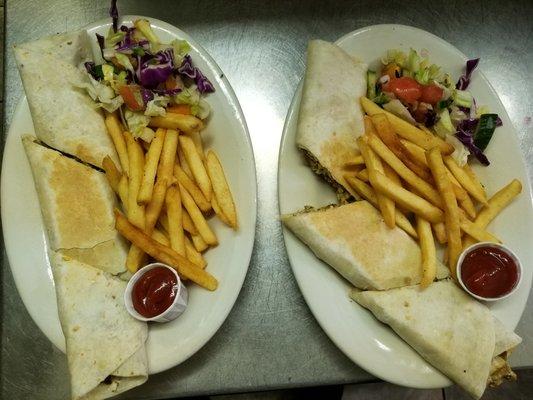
[296,40,367,200]
[51,252,148,400]
[282,201,449,290]
[22,135,127,275]
[351,280,521,399]
[14,31,118,169]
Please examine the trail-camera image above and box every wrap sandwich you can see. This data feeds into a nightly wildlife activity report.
[14,31,118,169]
[296,40,367,200]
[282,201,449,290]
[351,280,521,399]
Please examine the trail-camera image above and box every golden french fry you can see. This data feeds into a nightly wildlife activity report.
[157,129,179,185]
[125,132,146,229]
[115,210,217,290]
[400,139,427,166]
[191,233,209,252]
[150,113,204,134]
[179,184,218,246]
[459,217,501,244]
[182,208,198,235]
[427,147,461,278]
[138,128,166,204]
[459,195,477,220]
[117,175,129,213]
[205,150,238,229]
[166,185,186,257]
[463,163,486,196]
[416,217,436,288]
[370,114,432,181]
[104,112,129,176]
[444,156,488,204]
[179,136,212,201]
[152,228,170,246]
[432,222,447,244]
[145,178,168,231]
[185,236,207,268]
[367,133,443,208]
[343,155,365,170]
[177,144,194,179]
[358,135,395,228]
[126,244,147,273]
[186,130,205,160]
[344,175,417,238]
[102,155,121,193]
[356,168,369,182]
[174,164,212,213]
[211,195,232,227]
[371,171,444,223]
[360,97,453,154]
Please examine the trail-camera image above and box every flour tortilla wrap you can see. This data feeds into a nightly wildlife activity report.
[14,31,118,168]
[282,201,449,290]
[50,252,148,400]
[351,280,521,399]
[22,135,127,275]
[296,40,367,198]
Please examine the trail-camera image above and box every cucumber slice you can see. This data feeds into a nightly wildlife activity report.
[473,114,499,151]
[367,70,378,100]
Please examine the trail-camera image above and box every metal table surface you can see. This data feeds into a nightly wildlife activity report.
[2,0,532,399]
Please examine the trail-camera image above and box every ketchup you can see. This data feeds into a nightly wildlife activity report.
[132,266,177,318]
[460,245,519,299]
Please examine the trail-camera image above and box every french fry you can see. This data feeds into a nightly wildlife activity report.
[177,144,194,179]
[356,168,369,182]
[117,175,129,213]
[360,97,453,154]
[157,129,179,185]
[185,236,207,268]
[367,133,443,208]
[463,179,522,249]
[166,185,186,257]
[138,128,166,204]
[358,136,395,228]
[104,112,129,176]
[150,113,204,134]
[182,208,198,235]
[102,155,121,193]
[343,155,365,170]
[115,210,217,290]
[152,228,170,246]
[191,233,209,252]
[463,163,487,195]
[145,178,168,231]
[370,114,432,181]
[370,171,444,223]
[126,244,147,273]
[205,150,238,229]
[427,148,461,278]
[187,130,205,160]
[179,183,218,245]
[444,156,488,204]
[212,195,232,227]
[459,217,501,244]
[344,175,417,238]
[174,164,212,213]
[432,222,447,244]
[125,132,146,229]
[416,217,436,288]
[179,136,212,201]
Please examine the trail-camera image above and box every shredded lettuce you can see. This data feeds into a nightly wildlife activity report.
[174,85,211,119]
[383,99,415,124]
[144,95,170,117]
[433,108,455,138]
[134,19,160,46]
[171,39,191,66]
[75,73,124,113]
[446,135,470,166]
[124,109,151,140]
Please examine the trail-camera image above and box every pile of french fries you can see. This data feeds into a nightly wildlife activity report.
[102,111,238,291]
[343,97,522,287]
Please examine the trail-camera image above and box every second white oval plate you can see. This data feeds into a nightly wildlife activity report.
[279,24,533,388]
[1,16,257,374]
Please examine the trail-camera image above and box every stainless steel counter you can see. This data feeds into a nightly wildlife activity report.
[2,0,532,399]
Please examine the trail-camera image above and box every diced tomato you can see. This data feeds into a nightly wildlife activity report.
[119,85,144,111]
[167,104,192,115]
[420,84,444,105]
[382,77,422,103]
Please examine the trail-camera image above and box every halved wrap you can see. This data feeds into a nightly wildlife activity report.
[296,40,367,199]
[50,252,148,400]
[282,201,448,290]
[14,31,118,168]
[351,280,521,399]
[22,135,127,275]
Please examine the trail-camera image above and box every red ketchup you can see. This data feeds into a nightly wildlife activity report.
[132,266,177,318]
[460,245,519,299]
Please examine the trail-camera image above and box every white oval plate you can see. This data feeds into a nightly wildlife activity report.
[1,16,257,374]
[278,24,533,388]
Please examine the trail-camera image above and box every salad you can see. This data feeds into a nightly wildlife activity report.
[80,1,214,143]
[366,49,501,166]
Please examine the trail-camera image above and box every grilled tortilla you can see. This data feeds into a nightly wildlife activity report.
[14,30,118,169]
[51,252,148,400]
[282,201,449,290]
[22,135,127,275]
[296,40,367,198]
[351,280,521,399]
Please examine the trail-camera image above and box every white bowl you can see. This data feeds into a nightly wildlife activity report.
[124,262,188,322]
[456,242,522,302]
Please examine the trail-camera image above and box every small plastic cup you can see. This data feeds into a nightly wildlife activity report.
[456,242,522,302]
[124,262,188,322]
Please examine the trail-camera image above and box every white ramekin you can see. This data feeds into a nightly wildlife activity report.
[456,242,521,302]
[124,262,188,322]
